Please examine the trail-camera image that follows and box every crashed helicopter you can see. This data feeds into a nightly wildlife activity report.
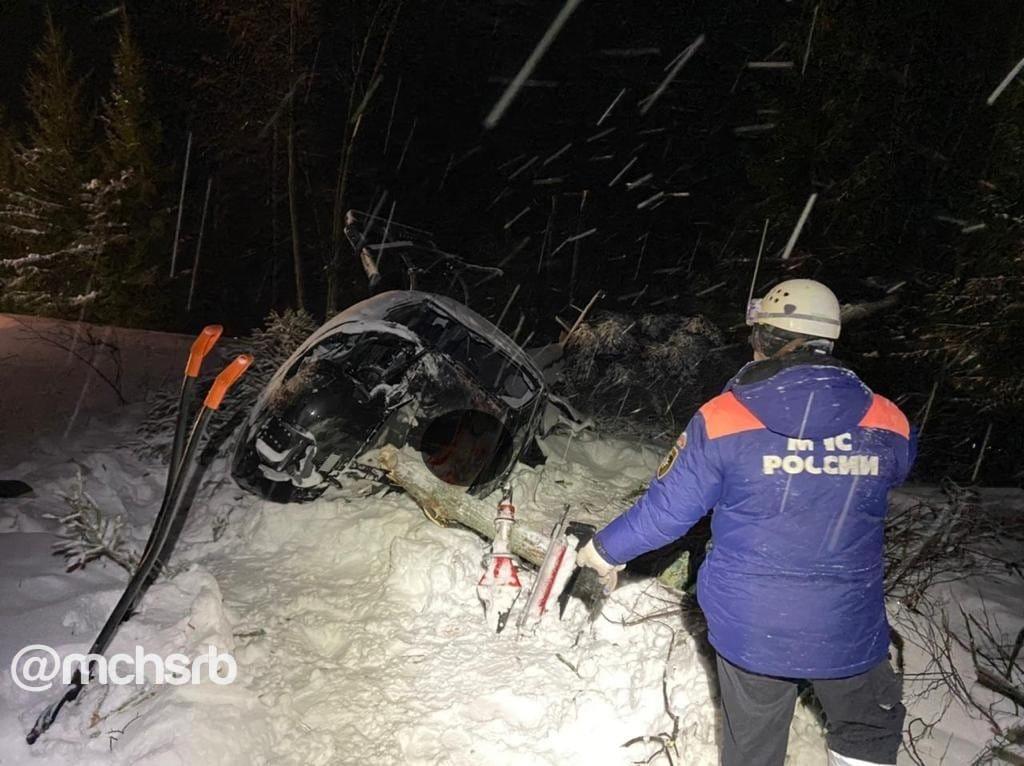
[231,290,554,503]
[229,288,614,633]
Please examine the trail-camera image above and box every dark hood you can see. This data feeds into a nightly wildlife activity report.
[725,353,873,439]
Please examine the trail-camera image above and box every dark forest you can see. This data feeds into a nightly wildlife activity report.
[1,0,1022,484]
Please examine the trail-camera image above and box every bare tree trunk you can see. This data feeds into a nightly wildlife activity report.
[287,0,307,313]
[169,131,192,278]
[287,113,306,313]
[270,127,280,307]
[326,116,358,315]
[326,0,402,315]
[187,176,213,312]
[376,446,554,566]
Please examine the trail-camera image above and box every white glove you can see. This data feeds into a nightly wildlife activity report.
[576,539,625,594]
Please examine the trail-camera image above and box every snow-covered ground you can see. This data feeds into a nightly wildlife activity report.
[0,314,1020,765]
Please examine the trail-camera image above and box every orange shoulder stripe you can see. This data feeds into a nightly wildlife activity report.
[858,394,910,439]
[699,392,766,439]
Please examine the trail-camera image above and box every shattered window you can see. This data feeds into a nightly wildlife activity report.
[385,303,536,404]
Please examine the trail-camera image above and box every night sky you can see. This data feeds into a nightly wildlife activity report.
[3,0,1023,482]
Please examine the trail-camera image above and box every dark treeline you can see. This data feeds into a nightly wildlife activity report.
[0,0,1021,484]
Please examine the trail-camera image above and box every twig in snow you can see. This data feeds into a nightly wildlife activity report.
[44,471,139,574]
[555,653,582,677]
[621,624,682,765]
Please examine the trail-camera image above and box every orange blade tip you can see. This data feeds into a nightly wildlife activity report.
[186,324,224,377]
[203,354,254,410]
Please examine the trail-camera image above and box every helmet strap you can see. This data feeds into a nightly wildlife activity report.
[753,323,835,359]
[774,337,834,357]
[771,336,808,359]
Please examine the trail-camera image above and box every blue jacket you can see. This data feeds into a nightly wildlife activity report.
[593,353,912,678]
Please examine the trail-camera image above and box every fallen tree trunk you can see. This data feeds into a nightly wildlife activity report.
[376,445,554,567]
[374,444,687,592]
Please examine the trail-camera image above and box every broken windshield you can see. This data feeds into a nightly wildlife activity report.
[384,303,536,405]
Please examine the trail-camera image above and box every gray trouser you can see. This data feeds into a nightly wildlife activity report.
[716,655,905,766]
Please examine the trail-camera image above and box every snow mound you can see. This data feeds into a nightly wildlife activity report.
[1,422,829,764]
[212,487,828,765]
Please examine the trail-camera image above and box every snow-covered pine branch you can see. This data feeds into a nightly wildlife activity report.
[555,310,731,439]
[0,16,168,324]
[43,471,139,574]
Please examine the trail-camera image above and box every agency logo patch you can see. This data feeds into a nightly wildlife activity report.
[657,446,679,480]
[676,431,688,450]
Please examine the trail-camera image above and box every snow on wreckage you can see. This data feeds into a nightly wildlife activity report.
[230,290,611,634]
[231,290,549,504]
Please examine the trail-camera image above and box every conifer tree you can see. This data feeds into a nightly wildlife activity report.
[85,13,169,325]
[0,13,93,316]
[0,107,14,185]
[0,12,169,324]
[102,16,160,185]
[0,107,16,258]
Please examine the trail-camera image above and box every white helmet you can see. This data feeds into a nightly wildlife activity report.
[746,279,841,340]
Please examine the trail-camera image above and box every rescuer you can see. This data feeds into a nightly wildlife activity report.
[578,279,913,766]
